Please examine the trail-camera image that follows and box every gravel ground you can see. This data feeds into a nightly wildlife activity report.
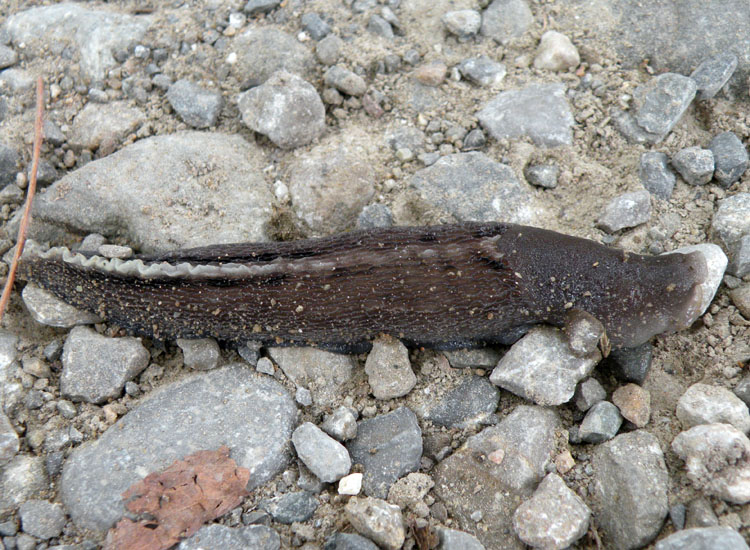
[0,1,750,549]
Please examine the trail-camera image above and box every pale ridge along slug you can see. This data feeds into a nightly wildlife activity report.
[19,223,708,352]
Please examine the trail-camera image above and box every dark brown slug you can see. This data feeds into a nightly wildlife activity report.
[18,222,708,352]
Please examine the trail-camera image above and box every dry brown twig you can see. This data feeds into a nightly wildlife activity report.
[0,76,44,323]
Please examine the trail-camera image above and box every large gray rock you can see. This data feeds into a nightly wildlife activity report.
[267,347,354,407]
[480,0,533,43]
[178,524,280,550]
[69,102,146,151]
[231,28,314,86]
[433,406,559,549]
[238,71,325,150]
[591,430,669,550]
[477,83,574,147]
[23,132,273,251]
[654,526,748,550]
[490,326,600,406]
[61,326,149,404]
[5,3,150,83]
[61,366,297,532]
[347,407,423,498]
[286,131,377,234]
[409,152,539,224]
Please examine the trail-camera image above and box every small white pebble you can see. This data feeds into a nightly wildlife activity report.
[338,473,363,495]
[226,52,237,64]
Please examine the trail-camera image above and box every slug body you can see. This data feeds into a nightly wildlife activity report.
[20,223,707,351]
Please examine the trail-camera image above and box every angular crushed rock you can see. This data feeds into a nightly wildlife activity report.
[166,79,223,129]
[61,326,149,404]
[676,383,750,433]
[176,338,220,371]
[597,189,652,233]
[654,526,748,550]
[178,524,280,550]
[22,284,102,328]
[423,376,499,429]
[347,407,422,498]
[477,83,574,147]
[231,28,313,85]
[345,497,405,550]
[19,499,66,540]
[0,455,48,515]
[61,365,297,531]
[591,430,668,550]
[364,335,416,400]
[24,132,274,251]
[410,152,540,224]
[292,422,351,483]
[68,101,145,151]
[490,326,600,406]
[238,71,325,150]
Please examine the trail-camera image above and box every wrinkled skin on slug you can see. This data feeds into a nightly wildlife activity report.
[19,223,707,352]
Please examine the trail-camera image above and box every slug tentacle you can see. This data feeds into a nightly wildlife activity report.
[18,223,708,351]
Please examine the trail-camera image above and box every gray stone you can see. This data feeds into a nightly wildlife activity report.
[734,374,750,407]
[244,0,280,15]
[5,4,151,82]
[176,338,220,371]
[0,67,32,92]
[0,411,18,465]
[621,73,697,143]
[533,31,580,71]
[463,129,486,150]
[19,500,65,540]
[0,45,18,69]
[292,422,351,483]
[22,284,102,328]
[286,132,376,234]
[61,326,149,404]
[490,326,600,406]
[268,347,354,407]
[579,401,623,443]
[524,163,558,189]
[68,101,146,151]
[597,189,652,233]
[713,193,750,271]
[325,533,379,550]
[0,144,19,188]
[574,378,606,412]
[301,13,331,40]
[152,73,172,91]
[730,236,750,277]
[685,498,719,529]
[731,284,750,319]
[477,83,574,147]
[709,131,748,187]
[676,383,750,433]
[690,52,738,100]
[316,34,343,65]
[61,366,297,532]
[458,56,506,87]
[512,473,590,550]
[42,120,65,147]
[591,431,668,550]
[436,528,485,550]
[655,527,748,550]
[0,455,48,515]
[25,132,274,251]
[295,387,313,406]
[481,0,533,43]
[179,524,280,550]
[639,152,675,199]
[672,147,714,186]
[365,335,416,400]
[367,15,394,39]
[357,203,393,229]
[423,376,499,429]
[322,406,358,441]
[433,406,559,549]
[255,357,274,375]
[672,423,750,504]
[166,80,223,129]
[238,71,325,150]
[410,152,539,224]
[324,65,367,97]
[669,503,686,530]
[28,160,58,187]
[442,10,482,41]
[345,497,405,550]
[386,126,425,153]
[260,491,318,524]
[232,28,313,86]
[443,347,502,369]
[347,407,422,498]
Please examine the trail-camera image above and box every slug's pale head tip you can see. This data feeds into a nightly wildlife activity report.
[665,244,727,323]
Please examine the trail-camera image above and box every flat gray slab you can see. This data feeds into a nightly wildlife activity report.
[61,365,297,532]
[22,132,273,251]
